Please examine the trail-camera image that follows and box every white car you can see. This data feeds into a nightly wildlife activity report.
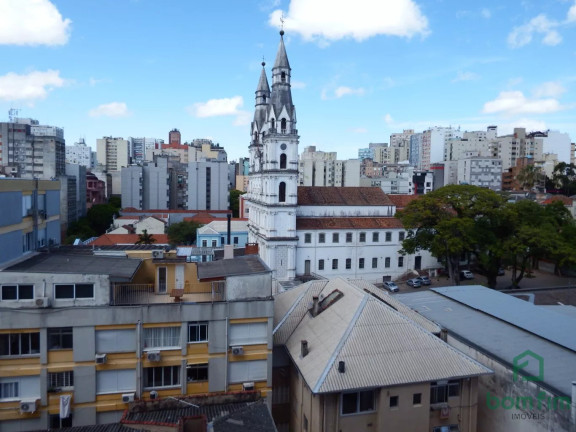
[383,281,399,292]
[460,270,474,280]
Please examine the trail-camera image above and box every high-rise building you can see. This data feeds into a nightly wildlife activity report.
[96,137,130,172]
[168,128,181,146]
[186,160,229,211]
[298,146,360,186]
[489,128,543,171]
[121,156,171,210]
[65,138,92,167]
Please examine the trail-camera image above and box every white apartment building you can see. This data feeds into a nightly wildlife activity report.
[444,128,493,162]
[490,128,543,171]
[187,160,229,211]
[65,138,92,167]
[298,146,360,186]
[96,137,130,172]
[457,157,503,191]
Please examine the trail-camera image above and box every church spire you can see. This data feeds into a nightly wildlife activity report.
[270,30,295,128]
[273,30,291,71]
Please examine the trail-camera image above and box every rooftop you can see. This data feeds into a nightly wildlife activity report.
[197,255,271,280]
[296,217,403,230]
[297,186,394,206]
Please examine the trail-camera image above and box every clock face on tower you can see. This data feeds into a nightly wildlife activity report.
[280,143,287,150]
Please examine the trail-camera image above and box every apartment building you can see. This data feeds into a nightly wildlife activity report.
[457,157,502,191]
[0,178,61,267]
[96,137,130,172]
[0,249,273,431]
[65,138,93,168]
[298,146,361,187]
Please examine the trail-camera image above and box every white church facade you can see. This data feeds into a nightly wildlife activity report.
[246,31,439,283]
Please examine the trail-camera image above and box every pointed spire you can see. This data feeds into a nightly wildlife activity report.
[257,61,270,94]
[273,31,291,71]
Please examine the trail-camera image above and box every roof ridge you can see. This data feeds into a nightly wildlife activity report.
[313,288,369,393]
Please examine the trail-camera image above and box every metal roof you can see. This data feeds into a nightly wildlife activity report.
[196,255,270,280]
[396,287,576,397]
[197,220,248,234]
[275,278,491,394]
[3,253,142,282]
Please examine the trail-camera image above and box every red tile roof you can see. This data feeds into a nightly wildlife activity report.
[296,217,404,230]
[542,195,573,205]
[297,187,393,206]
[89,234,170,245]
[387,194,420,209]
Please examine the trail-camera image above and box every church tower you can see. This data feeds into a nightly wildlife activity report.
[247,30,299,281]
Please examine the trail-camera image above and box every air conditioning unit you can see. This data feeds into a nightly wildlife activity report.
[152,250,164,259]
[35,297,50,308]
[20,399,37,413]
[149,390,158,400]
[122,393,135,403]
[95,353,107,364]
[146,351,161,362]
[242,382,255,391]
[231,346,244,356]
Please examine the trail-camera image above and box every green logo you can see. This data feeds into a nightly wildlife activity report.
[513,350,544,382]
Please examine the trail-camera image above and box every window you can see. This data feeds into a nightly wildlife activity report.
[332,259,338,270]
[281,72,286,83]
[399,231,405,241]
[389,395,398,408]
[359,258,364,269]
[319,233,325,243]
[187,364,208,382]
[233,237,239,245]
[202,240,207,247]
[318,259,324,270]
[228,360,267,383]
[50,414,73,428]
[346,259,351,269]
[48,328,73,350]
[229,323,267,346]
[341,390,375,415]
[97,369,136,394]
[54,283,94,299]
[48,371,74,390]
[0,382,18,399]
[281,118,287,132]
[430,380,459,404]
[372,232,379,242]
[304,233,311,243]
[0,333,40,356]
[359,232,366,242]
[398,257,404,268]
[211,240,217,247]
[144,366,180,388]
[413,393,422,405]
[1,284,33,300]
[370,257,377,269]
[96,329,136,353]
[143,327,180,349]
[279,182,286,202]
[385,232,392,242]
[385,257,391,268]
[333,233,339,243]
[346,233,353,243]
[280,153,287,169]
[188,322,208,343]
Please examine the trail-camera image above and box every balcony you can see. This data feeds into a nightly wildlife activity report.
[110,281,226,305]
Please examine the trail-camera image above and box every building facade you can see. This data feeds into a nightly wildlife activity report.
[65,138,93,168]
[96,137,130,172]
[457,157,502,191]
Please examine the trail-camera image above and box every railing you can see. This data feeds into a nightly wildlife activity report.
[110,281,226,305]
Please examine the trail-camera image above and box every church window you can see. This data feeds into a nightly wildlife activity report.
[263,95,266,103]
[318,233,325,243]
[281,118,287,133]
[281,72,286,83]
[304,233,311,244]
[332,259,338,270]
[385,258,391,268]
[279,182,286,202]
[271,119,275,129]
[385,232,392,242]
[332,233,339,243]
[398,257,404,268]
[280,153,287,169]
[346,233,353,243]
[373,232,379,242]
[318,260,324,270]
[372,258,378,269]
[359,258,365,269]
[346,259,351,269]
[359,232,366,243]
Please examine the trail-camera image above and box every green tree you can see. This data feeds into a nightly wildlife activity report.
[167,221,203,246]
[516,164,545,191]
[65,218,96,244]
[551,162,576,196]
[136,229,156,245]
[108,195,121,209]
[229,189,245,218]
[86,204,119,236]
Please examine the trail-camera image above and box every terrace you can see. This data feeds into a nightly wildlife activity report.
[110,281,226,305]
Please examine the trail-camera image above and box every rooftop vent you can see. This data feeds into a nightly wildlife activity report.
[301,340,309,358]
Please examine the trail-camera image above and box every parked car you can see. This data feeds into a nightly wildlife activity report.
[417,276,431,286]
[460,270,474,280]
[383,281,399,292]
[406,278,422,288]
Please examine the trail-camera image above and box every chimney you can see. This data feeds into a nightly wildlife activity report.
[312,296,319,316]
[301,340,309,357]
[338,361,345,373]
[440,328,448,342]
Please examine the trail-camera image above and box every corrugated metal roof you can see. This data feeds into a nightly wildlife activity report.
[277,278,490,394]
[433,286,576,352]
[396,288,576,397]
[198,220,249,234]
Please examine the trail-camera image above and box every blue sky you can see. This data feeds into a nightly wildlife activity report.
[0,0,575,163]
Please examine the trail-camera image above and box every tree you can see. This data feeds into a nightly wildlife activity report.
[167,221,203,246]
[136,229,156,245]
[516,164,545,191]
[396,185,507,286]
[551,162,576,196]
[65,218,96,244]
[86,204,119,236]
[108,196,121,209]
[229,190,246,218]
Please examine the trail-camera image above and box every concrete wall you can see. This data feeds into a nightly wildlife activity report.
[226,273,272,301]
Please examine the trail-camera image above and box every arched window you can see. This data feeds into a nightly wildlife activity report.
[281,72,286,83]
[281,118,287,133]
[280,153,287,169]
[270,118,275,130]
[253,132,258,143]
[279,182,286,202]
[262,95,266,103]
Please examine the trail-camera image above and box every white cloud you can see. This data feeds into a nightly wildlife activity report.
[349,127,367,133]
[291,80,307,89]
[89,102,130,118]
[189,96,244,118]
[452,71,479,82]
[269,0,429,44]
[384,113,395,125]
[567,1,576,23]
[0,70,65,102]
[233,111,252,126]
[334,86,365,98]
[508,14,561,48]
[0,0,71,46]
[498,119,548,136]
[482,91,564,115]
[533,81,565,98]
[481,8,491,19]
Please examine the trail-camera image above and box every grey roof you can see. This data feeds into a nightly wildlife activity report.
[126,401,252,424]
[198,220,248,235]
[275,278,491,394]
[197,255,271,280]
[272,33,291,70]
[3,253,142,282]
[256,66,270,94]
[212,400,277,432]
[396,286,576,397]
